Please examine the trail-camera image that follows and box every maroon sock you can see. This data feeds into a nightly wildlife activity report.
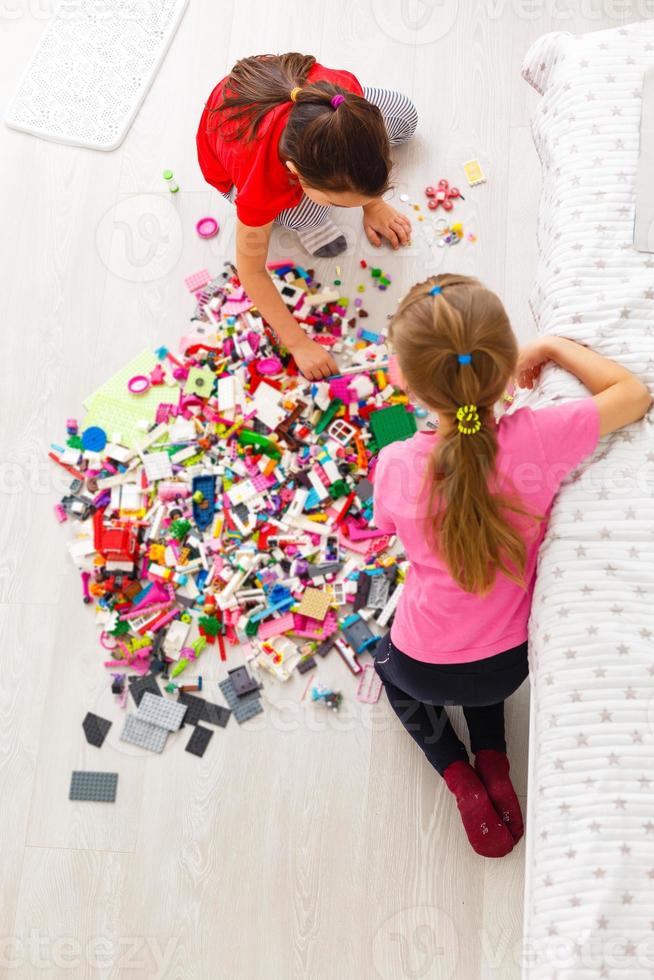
[474,749,524,843]
[442,760,515,858]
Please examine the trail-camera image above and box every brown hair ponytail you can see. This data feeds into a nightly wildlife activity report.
[210,53,392,197]
[388,274,542,595]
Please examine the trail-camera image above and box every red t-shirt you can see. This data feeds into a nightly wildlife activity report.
[196,61,364,227]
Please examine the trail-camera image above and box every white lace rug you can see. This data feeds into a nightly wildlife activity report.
[5,0,188,151]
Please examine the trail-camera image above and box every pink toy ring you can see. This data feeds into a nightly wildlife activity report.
[127,375,151,395]
[100,631,118,651]
[257,356,283,376]
[196,217,219,239]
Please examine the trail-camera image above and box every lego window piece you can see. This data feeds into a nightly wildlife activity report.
[328,582,347,606]
[219,678,263,724]
[69,770,118,802]
[369,405,417,449]
[185,724,213,757]
[120,714,169,753]
[297,587,331,622]
[82,712,112,748]
[328,419,356,446]
[136,692,187,732]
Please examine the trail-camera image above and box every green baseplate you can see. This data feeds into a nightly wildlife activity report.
[369,404,417,450]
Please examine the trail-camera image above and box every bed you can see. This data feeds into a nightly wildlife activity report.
[518,21,654,980]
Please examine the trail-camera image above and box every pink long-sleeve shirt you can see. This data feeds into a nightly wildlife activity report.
[373,398,600,664]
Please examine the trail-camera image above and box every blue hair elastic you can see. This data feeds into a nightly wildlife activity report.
[429,285,442,295]
[458,353,472,364]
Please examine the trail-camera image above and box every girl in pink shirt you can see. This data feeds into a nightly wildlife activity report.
[373,273,651,858]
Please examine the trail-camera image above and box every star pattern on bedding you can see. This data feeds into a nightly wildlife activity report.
[521,23,654,978]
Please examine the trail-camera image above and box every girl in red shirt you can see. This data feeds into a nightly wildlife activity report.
[197,53,417,380]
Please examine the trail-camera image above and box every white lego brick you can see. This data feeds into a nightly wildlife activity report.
[61,447,82,466]
[227,479,257,506]
[134,423,169,454]
[170,445,197,465]
[162,619,190,660]
[287,487,308,517]
[168,418,197,443]
[376,584,403,627]
[321,459,341,483]
[105,442,134,464]
[252,382,286,429]
[217,376,236,412]
[307,470,329,501]
[142,452,173,482]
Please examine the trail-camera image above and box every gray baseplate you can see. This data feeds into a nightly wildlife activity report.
[218,677,263,724]
[136,692,187,731]
[69,770,118,802]
[120,714,168,753]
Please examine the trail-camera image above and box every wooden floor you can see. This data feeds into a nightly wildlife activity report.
[0,2,648,978]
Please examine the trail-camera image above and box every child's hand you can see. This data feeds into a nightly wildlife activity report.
[515,340,553,389]
[288,335,338,381]
[363,200,412,249]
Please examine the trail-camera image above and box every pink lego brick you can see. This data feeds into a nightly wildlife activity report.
[292,610,338,639]
[356,664,383,704]
[257,612,295,640]
[343,520,388,542]
[337,529,391,557]
[251,473,272,492]
[329,378,353,402]
[156,404,176,424]
[184,269,211,294]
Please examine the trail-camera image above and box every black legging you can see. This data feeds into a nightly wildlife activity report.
[374,634,529,775]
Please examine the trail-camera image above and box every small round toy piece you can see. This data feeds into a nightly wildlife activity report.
[162,169,179,193]
[81,426,107,452]
[127,375,151,395]
[425,186,436,197]
[257,356,283,376]
[196,216,219,239]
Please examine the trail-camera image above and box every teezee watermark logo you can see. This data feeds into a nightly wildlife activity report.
[371,0,459,44]
[95,194,183,283]
[371,905,459,979]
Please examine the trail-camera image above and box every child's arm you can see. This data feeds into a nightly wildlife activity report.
[235,220,338,380]
[516,336,651,437]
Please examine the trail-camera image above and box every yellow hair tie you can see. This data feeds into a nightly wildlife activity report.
[289,87,302,102]
[456,404,481,436]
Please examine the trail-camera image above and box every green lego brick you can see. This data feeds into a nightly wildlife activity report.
[369,405,417,450]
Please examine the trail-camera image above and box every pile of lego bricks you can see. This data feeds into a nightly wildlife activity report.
[51,260,417,754]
